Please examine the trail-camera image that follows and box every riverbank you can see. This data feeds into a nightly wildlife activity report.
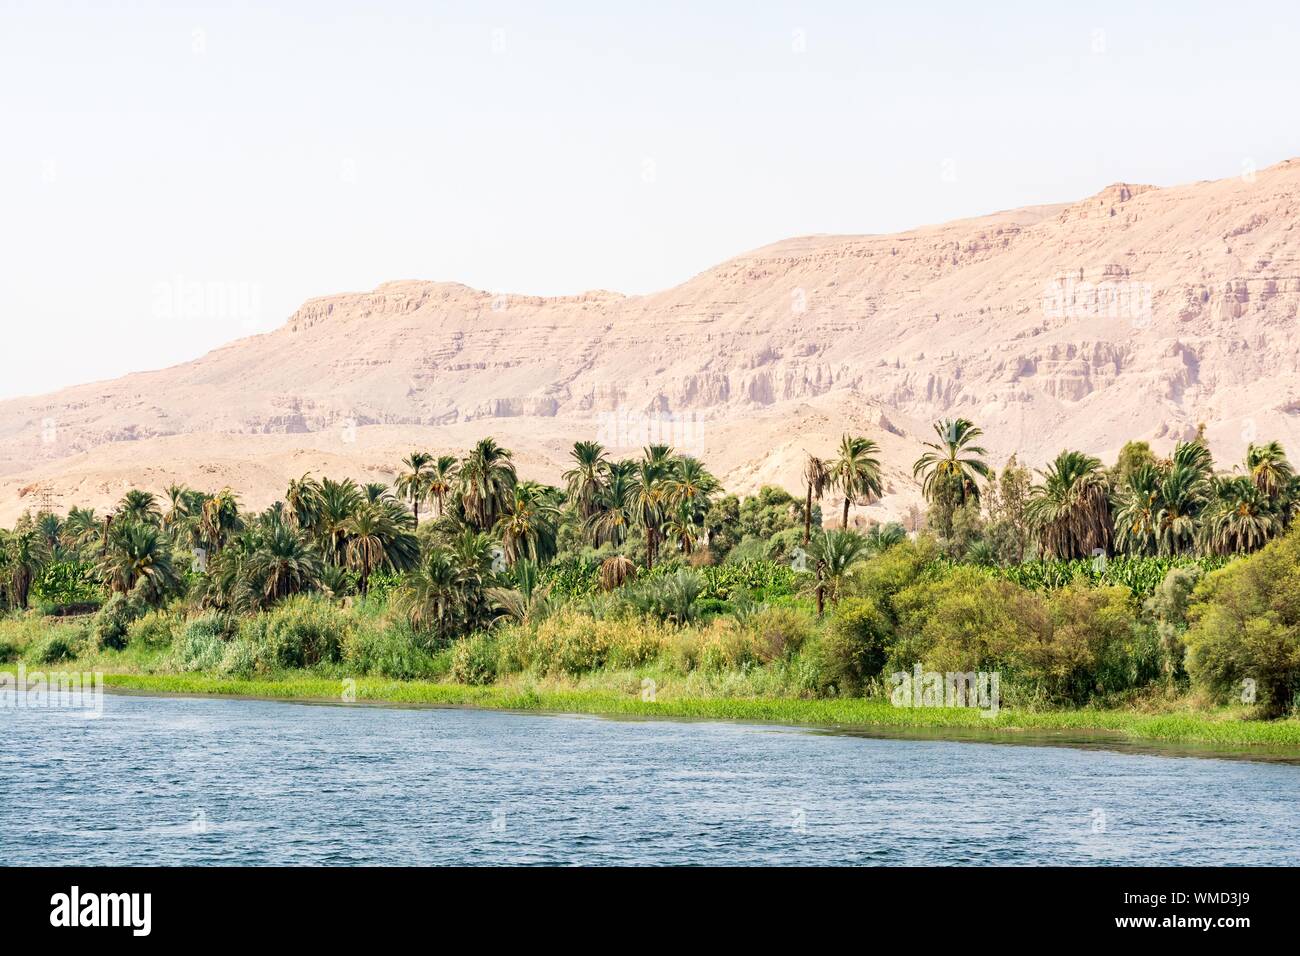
[92,670,1300,756]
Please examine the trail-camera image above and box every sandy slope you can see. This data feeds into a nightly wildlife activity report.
[4,160,1300,524]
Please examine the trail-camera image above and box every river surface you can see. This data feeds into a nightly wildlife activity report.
[2,692,1297,865]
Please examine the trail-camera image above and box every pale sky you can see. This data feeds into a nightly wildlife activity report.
[3,1,1299,400]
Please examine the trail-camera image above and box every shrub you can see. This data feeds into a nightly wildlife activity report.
[174,629,225,672]
[344,618,436,680]
[450,633,498,685]
[218,638,258,679]
[818,596,893,694]
[623,569,704,624]
[126,609,178,649]
[1185,532,1300,716]
[746,606,814,663]
[92,592,145,650]
[696,620,760,672]
[260,596,350,668]
[29,628,84,664]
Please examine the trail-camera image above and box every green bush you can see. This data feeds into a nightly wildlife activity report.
[175,629,225,672]
[92,592,145,650]
[818,596,893,694]
[126,609,178,649]
[344,619,436,680]
[29,628,84,664]
[746,606,814,663]
[450,633,498,685]
[260,596,350,668]
[217,638,258,679]
[1185,531,1300,716]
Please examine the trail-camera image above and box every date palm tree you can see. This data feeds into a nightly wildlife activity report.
[830,434,882,530]
[6,528,51,609]
[1199,475,1282,555]
[1245,441,1294,502]
[562,441,609,521]
[912,418,992,506]
[459,438,518,532]
[801,453,830,545]
[585,462,637,547]
[98,521,181,603]
[116,489,162,526]
[245,519,324,604]
[395,451,433,527]
[1112,464,1160,556]
[1026,450,1112,559]
[285,473,324,533]
[426,455,460,519]
[495,482,561,566]
[806,528,868,617]
[1154,464,1205,556]
[317,477,363,566]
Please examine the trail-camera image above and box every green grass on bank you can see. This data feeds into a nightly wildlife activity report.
[92,670,1300,753]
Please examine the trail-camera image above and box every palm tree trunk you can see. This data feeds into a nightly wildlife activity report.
[842,497,850,530]
[804,485,813,544]
[413,498,419,528]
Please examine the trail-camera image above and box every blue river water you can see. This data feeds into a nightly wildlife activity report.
[2,692,1297,865]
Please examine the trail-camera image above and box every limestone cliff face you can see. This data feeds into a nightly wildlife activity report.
[4,160,1300,522]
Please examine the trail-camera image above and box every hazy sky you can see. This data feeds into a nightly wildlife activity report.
[3,1,1299,400]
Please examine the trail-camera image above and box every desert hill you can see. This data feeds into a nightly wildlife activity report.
[4,159,1300,525]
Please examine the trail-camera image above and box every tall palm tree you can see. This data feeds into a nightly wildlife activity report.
[245,520,324,604]
[98,521,181,602]
[1112,464,1160,556]
[62,506,100,556]
[285,473,324,533]
[1025,450,1112,559]
[495,482,561,566]
[585,462,637,547]
[199,488,243,554]
[6,528,51,610]
[830,434,883,530]
[664,455,718,521]
[562,441,609,521]
[459,438,518,532]
[802,453,830,545]
[162,484,192,531]
[1245,441,1294,501]
[1199,475,1282,555]
[912,418,992,506]
[344,503,396,597]
[426,455,460,519]
[395,451,433,527]
[117,489,162,526]
[1154,464,1205,556]
[807,529,868,617]
[630,452,672,569]
[317,477,363,566]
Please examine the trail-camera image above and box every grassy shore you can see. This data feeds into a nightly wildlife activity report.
[91,669,1300,755]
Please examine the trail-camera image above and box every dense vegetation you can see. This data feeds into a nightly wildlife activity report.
[3,422,1299,720]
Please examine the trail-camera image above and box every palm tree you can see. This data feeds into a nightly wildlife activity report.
[426,455,460,519]
[395,451,433,527]
[630,454,670,570]
[662,500,702,555]
[395,546,462,634]
[348,499,419,597]
[830,434,883,529]
[199,488,243,553]
[1199,476,1282,555]
[664,455,718,520]
[459,438,518,531]
[1245,441,1293,501]
[6,528,51,609]
[117,489,162,526]
[285,473,324,533]
[585,462,637,547]
[1154,464,1205,556]
[1113,464,1161,556]
[163,484,192,531]
[486,559,555,625]
[495,482,560,566]
[245,520,323,604]
[1026,450,1112,559]
[317,477,362,566]
[62,506,100,556]
[807,529,868,617]
[562,441,609,521]
[98,521,181,602]
[801,453,830,545]
[912,418,992,506]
